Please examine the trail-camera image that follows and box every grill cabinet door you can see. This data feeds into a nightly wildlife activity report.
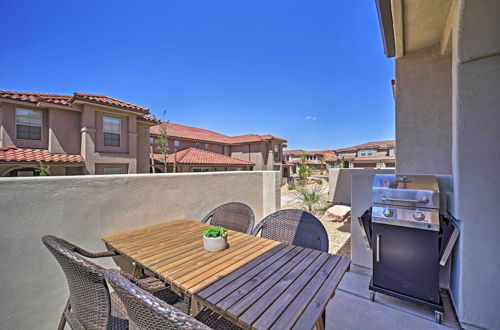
[372,223,440,304]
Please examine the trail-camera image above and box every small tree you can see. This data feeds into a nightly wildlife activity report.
[339,156,346,168]
[39,161,51,176]
[153,110,170,173]
[294,185,323,213]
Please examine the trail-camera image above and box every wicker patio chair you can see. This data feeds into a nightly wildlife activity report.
[252,209,329,252]
[42,235,187,330]
[105,269,241,330]
[201,202,255,234]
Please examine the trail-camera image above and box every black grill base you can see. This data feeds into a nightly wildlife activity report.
[369,279,444,312]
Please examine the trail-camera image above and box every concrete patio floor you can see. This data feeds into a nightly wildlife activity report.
[326,271,461,330]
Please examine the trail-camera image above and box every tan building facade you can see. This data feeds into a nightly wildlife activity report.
[0,91,154,176]
[332,140,395,168]
[150,122,286,174]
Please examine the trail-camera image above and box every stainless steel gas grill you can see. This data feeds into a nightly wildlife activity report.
[358,174,459,323]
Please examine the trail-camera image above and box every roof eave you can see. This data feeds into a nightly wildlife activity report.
[376,0,396,58]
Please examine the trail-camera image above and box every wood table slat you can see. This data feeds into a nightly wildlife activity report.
[103,219,192,241]
[153,233,251,276]
[267,255,341,330]
[224,247,311,319]
[291,257,351,330]
[170,236,266,282]
[237,249,323,327]
[198,244,293,303]
[252,253,333,330]
[211,246,305,314]
[184,240,282,294]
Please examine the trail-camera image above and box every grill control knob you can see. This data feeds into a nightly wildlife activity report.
[383,209,394,217]
[413,212,425,221]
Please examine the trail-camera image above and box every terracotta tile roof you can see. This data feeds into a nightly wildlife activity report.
[71,93,148,113]
[151,122,286,145]
[336,140,395,152]
[0,90,148,114]
[0,146,84,164]
[283,149,334,156]
[153,147,255,166]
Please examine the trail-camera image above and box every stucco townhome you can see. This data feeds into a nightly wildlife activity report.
[333,140,395,168]
[150,122,287,174]
[0,91,155,176]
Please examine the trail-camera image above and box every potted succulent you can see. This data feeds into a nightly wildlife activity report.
[203,226,228,252]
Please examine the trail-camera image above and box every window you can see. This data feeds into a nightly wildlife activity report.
[223,146,230,155]
[103,168,122,175]
[192,168,209,172]
[149,137,155,145]
[358,149,374,157]
[205,144,210,150]
[174,140,180,147]
[103,116,121,147]
[16,109,42,140]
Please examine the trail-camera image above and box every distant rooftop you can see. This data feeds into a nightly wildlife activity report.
[0,90,149,114]
[151,122,286,145]
[153,147,255,166]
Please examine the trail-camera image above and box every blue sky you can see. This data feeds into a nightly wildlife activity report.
[0,0,394,150]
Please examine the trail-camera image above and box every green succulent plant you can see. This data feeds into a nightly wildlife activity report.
[203,226,228,240]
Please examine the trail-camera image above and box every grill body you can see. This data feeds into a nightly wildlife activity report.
[362,174,443,312]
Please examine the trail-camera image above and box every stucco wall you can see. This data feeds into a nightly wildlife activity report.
[48,108,81,154]
[449,1,500,328]
[0,171,281,330]
[136,122,152,173]
[329,168,395,205]
[395,45,452,175]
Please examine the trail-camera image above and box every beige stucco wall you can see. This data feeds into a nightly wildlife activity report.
[0,171,281,330]
[329,168,395,205]
[395,45,452,175]
[48,108,81,154]
[448,1,500,328]
[137,122,152,173]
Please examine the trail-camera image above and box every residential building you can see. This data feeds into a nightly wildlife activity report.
[283,149,333,175]
[332,140,395,168]
[150,122,286,174]
[0,91,154,176]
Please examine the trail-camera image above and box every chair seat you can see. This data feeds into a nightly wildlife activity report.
[195,309,242,330]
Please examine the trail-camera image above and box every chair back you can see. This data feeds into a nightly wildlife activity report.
[252,209,329,252]
[104,270,210,330]
[202,202,255,234]
[42,235,111,330]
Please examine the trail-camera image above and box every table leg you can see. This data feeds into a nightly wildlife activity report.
[315,317,325,330]
[131,262,142,278]
[190,296,202,316]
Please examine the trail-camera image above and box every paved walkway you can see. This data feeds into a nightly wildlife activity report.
[326,271,460,330]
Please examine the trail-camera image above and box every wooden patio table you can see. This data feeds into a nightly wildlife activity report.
[102,219,350,330]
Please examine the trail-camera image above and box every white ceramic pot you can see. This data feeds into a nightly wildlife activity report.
[203,236,227,252]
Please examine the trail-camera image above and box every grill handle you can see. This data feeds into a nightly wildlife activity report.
[380,196,429,204]
[376,234,381,263]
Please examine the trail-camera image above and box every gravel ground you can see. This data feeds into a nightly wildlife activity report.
[319,216,351,258]
[281,188,352,258]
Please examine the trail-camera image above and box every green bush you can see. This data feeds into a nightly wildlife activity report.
[287,180,296,190]
[294,185,324,212]
[203,226,228,239]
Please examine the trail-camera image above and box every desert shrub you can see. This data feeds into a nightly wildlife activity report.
[294,185,323,213]
[287,179,296,190]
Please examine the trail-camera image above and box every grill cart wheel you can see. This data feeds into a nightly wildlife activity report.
[434,310,443,324]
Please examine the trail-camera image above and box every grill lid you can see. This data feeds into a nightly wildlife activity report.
[372,174,439,209]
